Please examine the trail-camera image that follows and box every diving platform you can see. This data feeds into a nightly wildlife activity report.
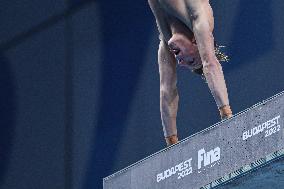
[104,91,284,189]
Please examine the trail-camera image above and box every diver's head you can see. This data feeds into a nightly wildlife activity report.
[168,33,202,69]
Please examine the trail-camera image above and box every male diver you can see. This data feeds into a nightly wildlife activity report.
[148,0,233,146]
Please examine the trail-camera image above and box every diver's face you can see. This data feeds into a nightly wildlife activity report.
[168,34,201,68]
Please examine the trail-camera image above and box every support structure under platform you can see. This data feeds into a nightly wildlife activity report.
[104,91,284,189]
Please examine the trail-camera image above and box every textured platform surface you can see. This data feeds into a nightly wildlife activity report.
[104,91,284,189]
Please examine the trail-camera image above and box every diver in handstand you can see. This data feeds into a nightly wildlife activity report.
[148,0,233,146]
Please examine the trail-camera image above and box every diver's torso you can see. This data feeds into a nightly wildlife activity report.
[150,0,194,42]
[150,0,203,70]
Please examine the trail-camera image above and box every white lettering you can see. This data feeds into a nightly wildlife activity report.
[156,158,193,183]
[198,147,221,169]
[243,115,281,140]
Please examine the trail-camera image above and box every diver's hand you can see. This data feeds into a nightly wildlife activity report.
[219,105,232,120]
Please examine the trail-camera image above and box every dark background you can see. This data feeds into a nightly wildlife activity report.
[0,0,283,189]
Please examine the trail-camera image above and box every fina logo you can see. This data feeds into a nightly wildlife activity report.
[198,147,221,170]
